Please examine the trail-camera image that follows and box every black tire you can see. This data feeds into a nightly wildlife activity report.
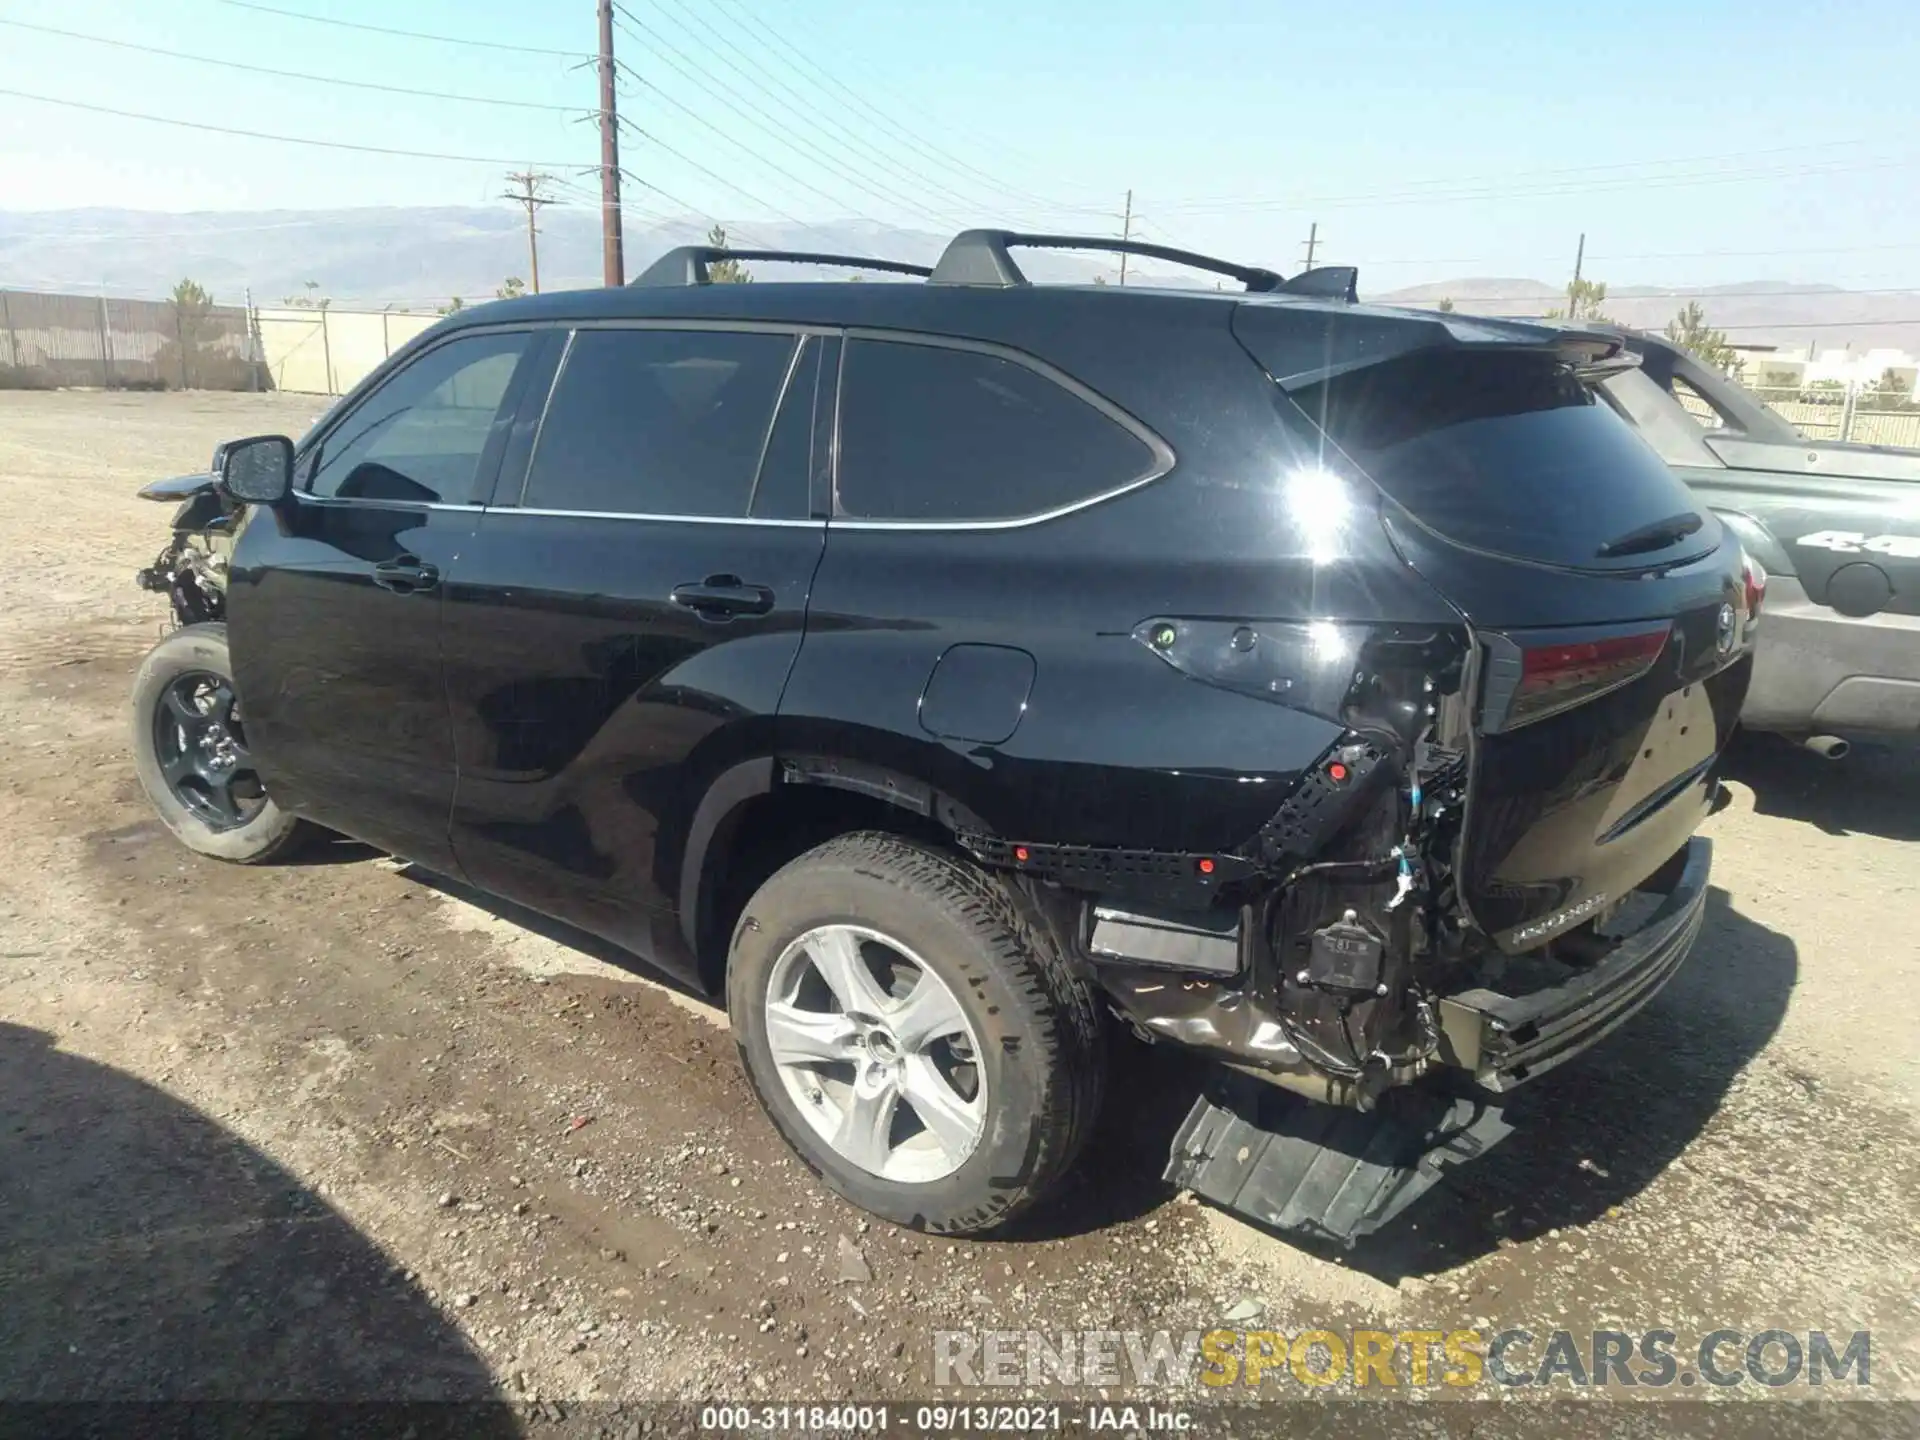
[727,831,1105,1235]
[131,622,313,864]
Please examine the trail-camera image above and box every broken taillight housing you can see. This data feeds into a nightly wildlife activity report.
[1482,624,1672,731]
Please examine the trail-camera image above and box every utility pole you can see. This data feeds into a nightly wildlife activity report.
[503,170,554,293]
[597,0,624,287]
[1568,232,1586,319]
[1302,222,1319,270]
[1118,189,1133,286]
[243,286,258,392]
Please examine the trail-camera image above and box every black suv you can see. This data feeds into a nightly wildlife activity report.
[130,232,1756,1243]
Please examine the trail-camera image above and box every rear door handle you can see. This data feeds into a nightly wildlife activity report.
[372,558,440,594]
[670,576,776,619]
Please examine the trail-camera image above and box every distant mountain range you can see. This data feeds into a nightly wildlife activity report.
[5,207,1917,352]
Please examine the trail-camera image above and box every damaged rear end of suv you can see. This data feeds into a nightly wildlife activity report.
[808,238,1759,1244]
[1126,303,1759,1243]
[127,231,1755,1244]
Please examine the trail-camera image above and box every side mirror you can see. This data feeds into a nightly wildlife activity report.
[219,434,295,505]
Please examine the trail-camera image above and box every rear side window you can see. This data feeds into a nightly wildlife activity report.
[524,328,796,516]
[309,330,530,504]
[835,338,1160,522]
[1292,350,1711,569]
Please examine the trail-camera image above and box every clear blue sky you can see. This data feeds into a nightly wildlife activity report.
[2,0,1917,290]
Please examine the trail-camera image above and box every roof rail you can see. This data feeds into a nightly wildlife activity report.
[930,229,1299,292]
[631,246,933,287]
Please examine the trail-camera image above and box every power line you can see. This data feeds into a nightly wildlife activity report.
[624,0,982,225]
[215,0,587,59]
[0,19,583,112]
[612,118,879,257]
[610,8,959,231]
[610,58,914,232]
[701,0,1112,214]
[0,87,582,168]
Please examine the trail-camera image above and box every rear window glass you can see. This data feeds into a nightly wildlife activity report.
[1290,350,1711,568]
[835,339,1160,522]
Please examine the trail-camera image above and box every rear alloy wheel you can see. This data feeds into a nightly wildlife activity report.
[765,923,988,1184]
[131,623,312,864]
[728,831,1105,1234]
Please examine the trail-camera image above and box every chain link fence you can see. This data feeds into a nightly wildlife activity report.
[0,288,442,396]
[1676,381,1920,449]
[0,288,265,391]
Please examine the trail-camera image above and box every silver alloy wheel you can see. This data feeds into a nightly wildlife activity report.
[764,923,988,1184]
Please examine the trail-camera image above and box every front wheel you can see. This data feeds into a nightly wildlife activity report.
[727,832,1106,1234]
[130,622,312,864]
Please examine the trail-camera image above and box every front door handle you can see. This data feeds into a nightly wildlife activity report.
[372,557,440,595]
[670,576,776,619]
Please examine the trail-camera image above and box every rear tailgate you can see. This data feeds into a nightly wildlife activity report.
[1235,307,1753,950]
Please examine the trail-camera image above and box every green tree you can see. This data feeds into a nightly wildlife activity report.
[706,224,753,284]
[168,278,214,388]
[1436,296,1455,313]
[496,276,527,300]
[1865,367,1916,411]
[1664,301,1743,376]
[1545,276,1613,324]
[284,280,330,310]
[437,296,466,316]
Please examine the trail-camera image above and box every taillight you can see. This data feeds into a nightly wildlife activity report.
[1483,624,1672,731]
[1742,549,1767,629]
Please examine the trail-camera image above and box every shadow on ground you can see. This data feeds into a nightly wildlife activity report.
[1331,887,1797,1279]
[1014,888,1797,1274]
[394,864,715,1005]
[0,1020,513,1418]
[387,851,1797,1276]
[1725,731,1920,841]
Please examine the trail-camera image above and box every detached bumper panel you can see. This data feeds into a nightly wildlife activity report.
[1438,837,1711,1091]
[1164,1076,1514,1246]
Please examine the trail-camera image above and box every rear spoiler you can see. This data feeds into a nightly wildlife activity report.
[1232,305,1633,390]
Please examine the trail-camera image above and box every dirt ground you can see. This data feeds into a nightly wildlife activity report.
[2,390,1916,1425]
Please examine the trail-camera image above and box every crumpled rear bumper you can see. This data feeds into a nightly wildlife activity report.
[1434,837,1711,1091]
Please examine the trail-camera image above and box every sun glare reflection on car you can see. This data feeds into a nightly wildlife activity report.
[1284,465,1351,564]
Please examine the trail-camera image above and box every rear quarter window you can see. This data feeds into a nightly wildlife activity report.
[834,337,1163,523]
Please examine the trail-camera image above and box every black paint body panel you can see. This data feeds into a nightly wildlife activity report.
[217,280,1741,997]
